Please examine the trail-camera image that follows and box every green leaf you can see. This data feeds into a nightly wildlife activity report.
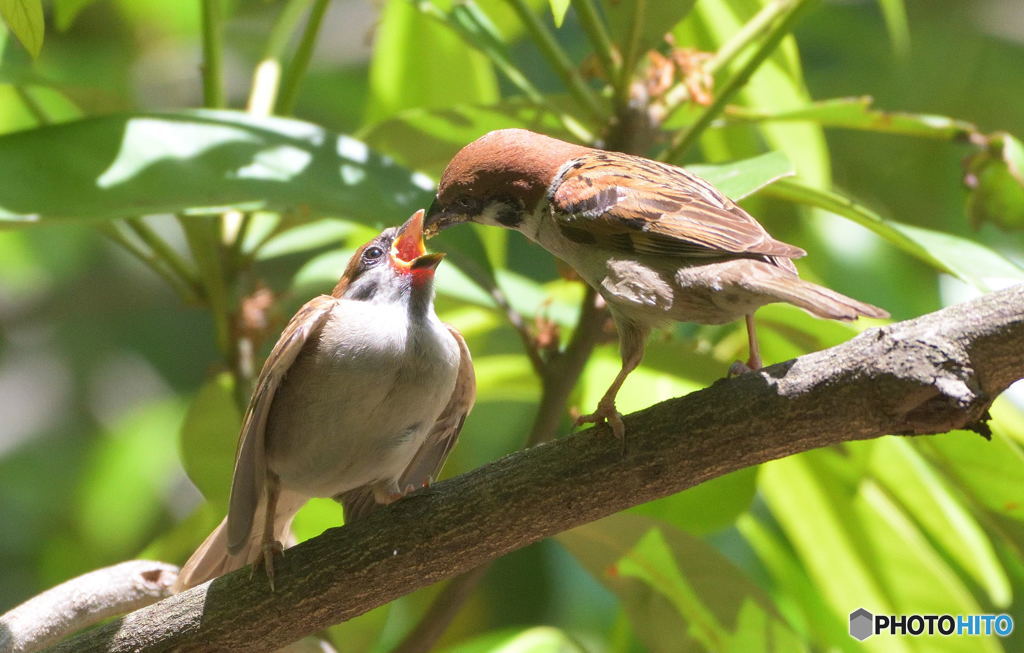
[688,150,794,201]
[53,0,98,31]
[964,131,1024,231]
[559,514,802,652]
[444,626,584,653]
[678,0,830,188]
[178,372,241,513]
[549,0,570,27]
[630,467,757,535]
[724,96,978,140]
[0,0,44,58]
[0,110,434,224]
[761,449,999,653]
[763,178,1024,292]
[867,438,1011,607]
[886,222,1024,292]
[77,399,186,557]
[365,0,498,126]
[923,404,1024,523]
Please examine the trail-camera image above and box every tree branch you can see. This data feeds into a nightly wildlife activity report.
[50,285,1024,653]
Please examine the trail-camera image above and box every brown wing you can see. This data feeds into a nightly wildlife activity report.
[550,151,805,262]
[339,325,476,523]
[225,295,336,553]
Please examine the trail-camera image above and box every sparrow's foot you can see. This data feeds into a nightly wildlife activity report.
[727,360,753,377]
[250,539,284,591]
[575,401,626,451]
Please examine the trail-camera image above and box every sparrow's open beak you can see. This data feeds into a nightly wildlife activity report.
[392,209,445,273]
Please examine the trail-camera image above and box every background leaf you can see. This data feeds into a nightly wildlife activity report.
[0,0,44,57]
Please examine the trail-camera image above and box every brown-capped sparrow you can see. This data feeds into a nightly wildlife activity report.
[424,129,886,440]
[173,210,475,592]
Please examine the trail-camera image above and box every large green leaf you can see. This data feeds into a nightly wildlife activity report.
[688,150,794,200]
[559,514,802,652]
[0,110,434,224]
[764,178,1024,291]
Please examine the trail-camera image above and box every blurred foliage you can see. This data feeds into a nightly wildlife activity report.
[1,0,1024,652]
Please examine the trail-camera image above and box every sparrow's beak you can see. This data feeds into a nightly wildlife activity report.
[423,197,453,238]
[392,209,445,273]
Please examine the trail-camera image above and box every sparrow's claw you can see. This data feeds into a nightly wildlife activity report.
[575,401,626,452]
[250,539,284,591]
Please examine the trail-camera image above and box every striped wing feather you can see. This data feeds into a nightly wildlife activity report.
[550,152,805,262]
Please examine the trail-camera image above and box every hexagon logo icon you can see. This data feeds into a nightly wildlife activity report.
[850,608,874,641]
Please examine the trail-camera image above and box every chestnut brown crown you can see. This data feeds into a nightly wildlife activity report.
[426,129,590,232]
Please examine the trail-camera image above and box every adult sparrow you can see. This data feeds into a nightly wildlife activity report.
[173,210,476,592]
[424,129,886,439]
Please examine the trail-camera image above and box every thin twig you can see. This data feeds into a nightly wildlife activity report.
[96,224,202,304]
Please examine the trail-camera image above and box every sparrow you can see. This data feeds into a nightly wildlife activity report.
[424,129,886,440]
[173,210,476,592]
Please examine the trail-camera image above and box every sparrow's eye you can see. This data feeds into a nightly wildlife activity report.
[454,196,474,211]
[362,246,385,263]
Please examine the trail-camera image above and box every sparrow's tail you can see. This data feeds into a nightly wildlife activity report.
[755,273,889,322]
[172,489,305,593]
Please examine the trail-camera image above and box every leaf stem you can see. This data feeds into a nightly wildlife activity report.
[200,0,227,108]
[276,0,329,115]
[13,85,48,124]
[124,218,204,293]
[506,0,606,123]
[97,223,201,304]
[661,0,818,162]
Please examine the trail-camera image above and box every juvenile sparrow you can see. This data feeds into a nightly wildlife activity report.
[173,210,476,592]
[424,129,886,439]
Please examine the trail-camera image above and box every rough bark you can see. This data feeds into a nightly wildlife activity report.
[48,284,1024,653]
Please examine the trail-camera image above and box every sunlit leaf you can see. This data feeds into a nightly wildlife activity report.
[630,467,757,535]
[724,96,978,140]
[559,514,801,652]
[887,222,1024,292]
[964,131,1024,231]
[549,0,570,28]
[0,0,44,58]
[179,372,240,513]
[867,438,1011,607]
[0,110,434,224]
[761,449,999,653]
[688,150,794,200]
